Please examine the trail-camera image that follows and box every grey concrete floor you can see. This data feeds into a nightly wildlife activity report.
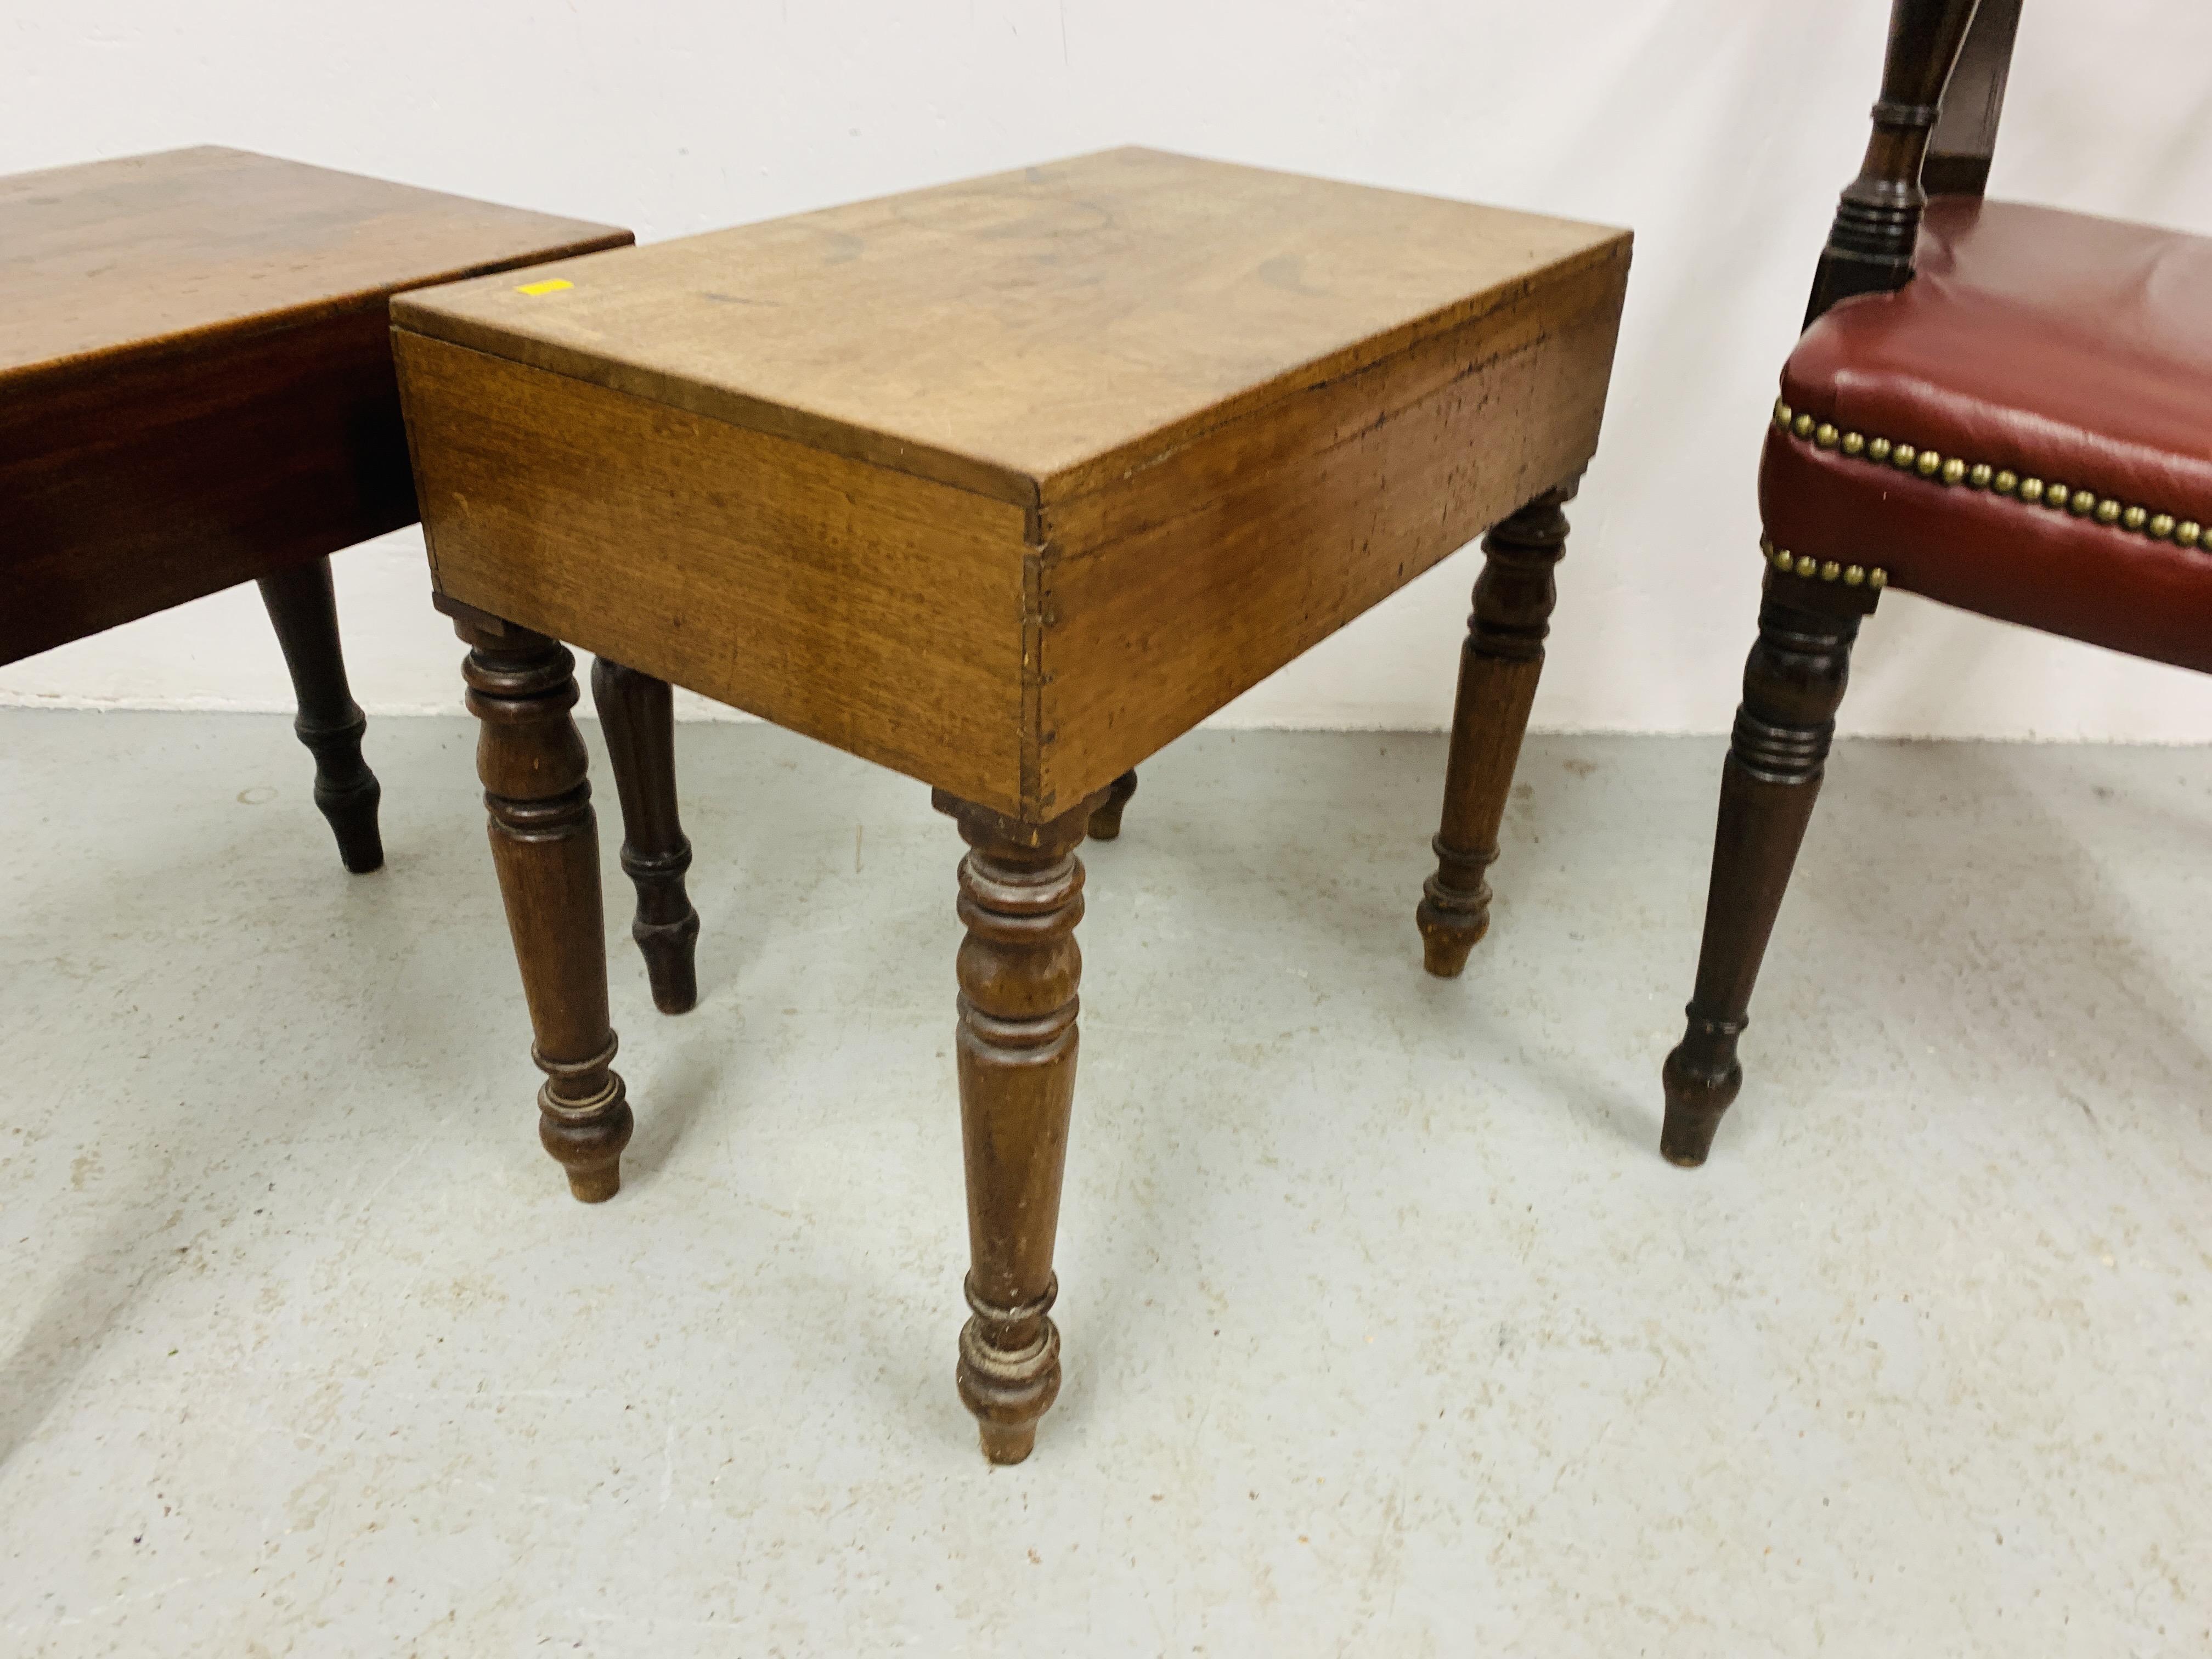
[3,713,2209,1656]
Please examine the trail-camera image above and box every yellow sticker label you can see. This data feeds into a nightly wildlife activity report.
[514,278,573,297]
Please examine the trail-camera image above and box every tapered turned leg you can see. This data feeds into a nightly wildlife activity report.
[257,556,382,873]
[590,657,700,1015]
[1417,486,1573,975]
[1086,770,1138,841]
[458,614,631,1202]
[933,787,1105,1465]
[1661,574,1865,1166]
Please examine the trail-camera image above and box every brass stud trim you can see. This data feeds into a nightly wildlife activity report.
[1758,541,1884,591]
[1772,405,2206,556]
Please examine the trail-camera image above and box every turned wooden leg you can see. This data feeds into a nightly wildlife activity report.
[257,556,382,873]
[1661,572,1865,1166]
[933,787,1105,1465]
[1417,486,1572,976]
[457,612,631,1202]
[1086,770,1138,841]
[590,657,701,1015]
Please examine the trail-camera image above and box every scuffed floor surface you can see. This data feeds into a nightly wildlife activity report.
[3,714,2209,1656]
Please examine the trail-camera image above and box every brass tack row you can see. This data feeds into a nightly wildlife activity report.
[1759,534,1885,590]
[1774,399,2205,549]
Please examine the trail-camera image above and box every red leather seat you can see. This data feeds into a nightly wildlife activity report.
[1758,196,2212,673]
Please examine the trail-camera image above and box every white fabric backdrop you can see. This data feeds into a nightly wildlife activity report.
[5,0,2210,738]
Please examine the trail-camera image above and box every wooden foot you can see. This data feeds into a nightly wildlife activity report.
[1662,571,1866,1166]
[933,787,1103,1464]
[457,612,631,1201]
[1417,487,1572,977]
[1085,770,1138,841]
[258,556,382,873]
[590,657,701,1015]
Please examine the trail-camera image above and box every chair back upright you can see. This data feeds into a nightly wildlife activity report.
[1923,0,2023,198]
[1805,0,2024,327]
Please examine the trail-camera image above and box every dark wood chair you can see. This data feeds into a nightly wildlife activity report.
[2,148,629,872]
[1659,0,2212,1164]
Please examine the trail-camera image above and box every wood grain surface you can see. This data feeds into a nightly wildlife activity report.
[1,147,630,662]
[393,147,1626,506]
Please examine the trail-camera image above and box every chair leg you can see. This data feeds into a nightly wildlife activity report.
[933,787,1104,1465]
[1416,487,1572,976]
[458,616,631,1203]
[1086,770,1138,840]
[257,556,382,873]
[1661,581,1863,1166]
[590,657,701,1015]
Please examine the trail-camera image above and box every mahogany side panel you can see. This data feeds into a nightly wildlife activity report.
[2,309,414,662]
[396,331,1035,817]
[1033,255,1626,817]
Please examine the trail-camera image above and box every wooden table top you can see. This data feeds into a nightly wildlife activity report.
[393,146,1626,507]
[2,146,629,391]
